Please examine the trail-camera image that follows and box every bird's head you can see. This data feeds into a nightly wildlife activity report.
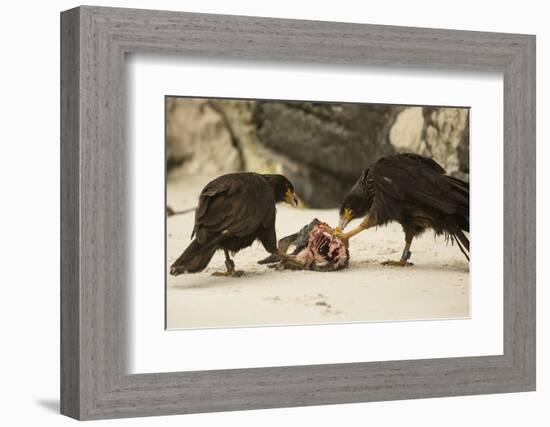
[263,174,299,207]
[338,193,370,230]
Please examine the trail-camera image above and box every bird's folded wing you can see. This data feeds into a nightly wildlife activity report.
[195,176,275,243]
[370,155,460,215]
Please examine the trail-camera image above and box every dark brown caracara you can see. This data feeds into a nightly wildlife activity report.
[170,172,298,277]
[333,153,469,266]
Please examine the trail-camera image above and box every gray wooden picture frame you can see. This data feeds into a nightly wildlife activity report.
[60,5,536,421]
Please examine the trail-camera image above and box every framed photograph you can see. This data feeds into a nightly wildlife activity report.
[61,6,536,420]
[164,97,472,330]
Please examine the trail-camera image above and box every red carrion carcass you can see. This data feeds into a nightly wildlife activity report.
[258,219,349,271]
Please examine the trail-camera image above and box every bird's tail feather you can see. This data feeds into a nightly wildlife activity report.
[170,236,223,274]
[444,176,470,261]
[446,176,470,232]
[451,227,470,262]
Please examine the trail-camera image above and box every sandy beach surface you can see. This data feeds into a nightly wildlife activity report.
[167,176,470,329]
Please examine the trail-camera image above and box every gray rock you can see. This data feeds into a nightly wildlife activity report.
[390,106,470,181]
[253,101,400,207]
[166,98,469,208]
[165,98,242,178]
[422,107,470,180]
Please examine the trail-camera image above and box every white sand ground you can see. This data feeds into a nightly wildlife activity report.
[166,176,469,329]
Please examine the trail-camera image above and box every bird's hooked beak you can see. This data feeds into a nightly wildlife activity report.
[285,189,299,207]
[339,208,353,230]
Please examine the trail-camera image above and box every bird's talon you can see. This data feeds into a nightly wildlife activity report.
[330,230,349,246]
[211,271,229,277]
[257,254,281,264]
[278,252,293,262]
[212,269,244,277]
[322,228,349,248]
[381,260,414,267]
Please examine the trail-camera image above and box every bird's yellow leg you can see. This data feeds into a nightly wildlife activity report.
[277,251,302,265]
[332,216,371,245]
[277,255,305,270]
[271,247,305,270]
[212,250,244,277]
[382,232,414,267]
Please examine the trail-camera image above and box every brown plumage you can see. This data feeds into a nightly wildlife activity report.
[170,172,297,277]
[337,153,469,266]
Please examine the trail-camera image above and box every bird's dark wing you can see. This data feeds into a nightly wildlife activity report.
[369,154,467,217]
[193,174,276,244]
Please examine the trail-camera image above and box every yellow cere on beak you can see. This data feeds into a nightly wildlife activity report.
[285,189,298,207]
[339,208,353,230]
